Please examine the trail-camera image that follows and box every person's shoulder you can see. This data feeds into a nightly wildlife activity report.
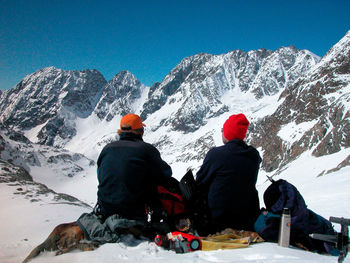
[205,145,224,157]
[246,143,259,153]
[211,145,225,152]
[101,140,119,150]
[246,144,262,161]
[141,140,160,153]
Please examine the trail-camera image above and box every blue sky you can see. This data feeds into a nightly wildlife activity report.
[1,0,349,91]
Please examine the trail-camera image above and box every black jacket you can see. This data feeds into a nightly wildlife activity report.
[97,132,172,219]
[196,139,262,231]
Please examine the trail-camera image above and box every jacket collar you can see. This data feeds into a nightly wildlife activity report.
[119,132,143,141]
[226,139,247,147]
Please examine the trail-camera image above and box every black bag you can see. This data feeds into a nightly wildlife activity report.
[179,170,212,236]
[255,179,339,255]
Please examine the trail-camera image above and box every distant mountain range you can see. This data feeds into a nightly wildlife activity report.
[1,30,349,263]
[0,31,349,195]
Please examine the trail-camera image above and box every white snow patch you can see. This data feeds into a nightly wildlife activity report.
[133,85,150,115]
[278,120,318,143]
[64,113,121,161]
[23,120,50,144]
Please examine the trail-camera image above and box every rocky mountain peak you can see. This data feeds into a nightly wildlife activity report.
[141,46,319,133]
[112,70,139,83]
[0,67,107,146]
[249,32,350,173]
[94,70,149,121]
[320,30,350,64]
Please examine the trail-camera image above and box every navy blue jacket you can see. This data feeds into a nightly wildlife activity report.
[196,139,262,231]
[97,132,172,219]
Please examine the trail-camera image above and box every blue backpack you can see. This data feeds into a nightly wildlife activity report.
[254,179,339,255]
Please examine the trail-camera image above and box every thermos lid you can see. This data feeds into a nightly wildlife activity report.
[282,208,290,215]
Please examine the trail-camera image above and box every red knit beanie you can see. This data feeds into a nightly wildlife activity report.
[223,114,249,141]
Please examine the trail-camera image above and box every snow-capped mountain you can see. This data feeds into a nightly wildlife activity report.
[0,67,107,147]
[140,47,319,133]
[0,43,321,170]
[250,31,350,173]
[0,30,348,180]
[94,70,150,121]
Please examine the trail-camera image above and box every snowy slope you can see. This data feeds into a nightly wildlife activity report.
[0,126,98,206]
[0,160,91,263]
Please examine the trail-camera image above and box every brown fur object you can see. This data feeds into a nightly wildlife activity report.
[22,221,99,263]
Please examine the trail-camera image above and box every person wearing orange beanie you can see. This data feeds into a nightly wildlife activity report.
[78,114,172,224]
[195,113,262,235]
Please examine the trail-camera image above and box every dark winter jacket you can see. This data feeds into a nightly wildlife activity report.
[97,132,172,219]
[196,139,262,232]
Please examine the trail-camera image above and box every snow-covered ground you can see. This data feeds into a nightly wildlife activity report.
[0,177,348,263]
[0,178,89,263]
[1,145,349,263]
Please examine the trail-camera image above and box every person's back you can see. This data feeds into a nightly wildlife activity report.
[96,114,172,220]
[196,114,261,233]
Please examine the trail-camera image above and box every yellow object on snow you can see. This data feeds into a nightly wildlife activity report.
[201,237,250,251]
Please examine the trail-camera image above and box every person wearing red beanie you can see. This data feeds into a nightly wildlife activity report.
[222,113,249,142]
[195,113,262,235]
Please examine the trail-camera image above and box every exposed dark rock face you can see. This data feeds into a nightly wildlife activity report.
[94,70,147,121]
[250,31,350,172]
[141,47,318,132]
[0,159,33,182]
[0,67,107,146]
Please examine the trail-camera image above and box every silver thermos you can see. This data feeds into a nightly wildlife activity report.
[278,208,291,247]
